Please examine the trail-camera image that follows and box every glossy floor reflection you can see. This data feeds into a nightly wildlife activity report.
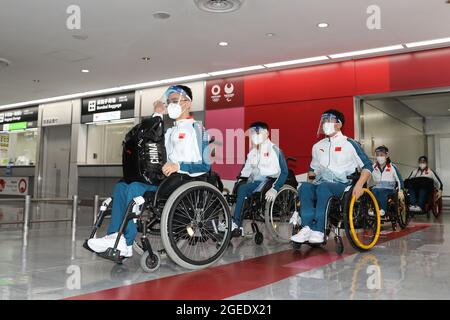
[0,205,448,300]
[228,212,450,300]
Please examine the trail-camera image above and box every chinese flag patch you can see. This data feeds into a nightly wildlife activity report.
[178,133,186,139]
[335,146,342,152]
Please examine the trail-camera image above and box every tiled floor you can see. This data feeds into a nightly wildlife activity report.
[0,203,449,300]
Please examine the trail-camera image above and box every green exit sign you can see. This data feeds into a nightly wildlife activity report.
[7,122,27,131]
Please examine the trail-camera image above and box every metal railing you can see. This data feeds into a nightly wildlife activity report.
[0,195,79,246]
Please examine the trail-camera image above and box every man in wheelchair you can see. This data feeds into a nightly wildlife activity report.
[231,121,289,238]
[406,156,443,212]
[87,85,211,258]
[369,145,404,218]
[291,109,373,244]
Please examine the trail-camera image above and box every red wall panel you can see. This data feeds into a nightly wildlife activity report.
[206,47,450,177]
[354,56,391,95]
[387,48,450,92]
[244,97,355,175]
[244,61,356,106]
[205,107,246,180]
[354,47,450,95]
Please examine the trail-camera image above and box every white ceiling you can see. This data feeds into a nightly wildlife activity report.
[1,0,450,106]
[398,93,450,117]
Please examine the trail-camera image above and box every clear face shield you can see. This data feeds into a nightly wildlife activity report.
[158,86,192,119]
[249,126,269,146]
[317,113,340,137]
[375,146,388,165]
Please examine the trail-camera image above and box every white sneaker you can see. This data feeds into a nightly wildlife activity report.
[309,231,325,244]
[231,221,244,237]
[124,245,133,258]
[379,209,385,217]
[87,233,128,257]
[409,205,421,212]
[291,226,312,243]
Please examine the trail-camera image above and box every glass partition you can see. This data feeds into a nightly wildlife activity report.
[85,120,134,164]
[0,129,38,166]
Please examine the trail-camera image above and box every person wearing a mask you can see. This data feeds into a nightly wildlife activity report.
[231,121,288,238]
[370,145,404,217]
[291,109,373,244]
[407,156,443,212]
[88,85,210,257]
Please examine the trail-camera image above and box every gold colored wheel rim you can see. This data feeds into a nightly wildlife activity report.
[348,188,381,250]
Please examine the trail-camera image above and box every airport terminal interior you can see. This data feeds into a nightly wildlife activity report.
[1,0,450,301]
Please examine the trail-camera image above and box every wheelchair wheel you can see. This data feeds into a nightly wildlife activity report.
[432,192,442,218]
[343,188,381,252]
[140,251,161,273]
[160,181,232,270]
[253,232,264,245]
[291,225,302,250]
[264,185,298,243]
[397,193,410,229]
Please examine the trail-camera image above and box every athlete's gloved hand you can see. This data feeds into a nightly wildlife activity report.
[265,187,278,202]
[289,211,301,226]
[437,189,443,199]
[398,190,405,201]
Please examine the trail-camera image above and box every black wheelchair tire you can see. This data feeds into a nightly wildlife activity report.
[253,232,264,245]
[160,181,232,270]
[140,251,161,273]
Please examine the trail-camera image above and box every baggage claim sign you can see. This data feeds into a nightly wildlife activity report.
[81,92,135,123]
[0,106,39,131]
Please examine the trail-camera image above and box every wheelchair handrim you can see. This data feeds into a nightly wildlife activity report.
[266,185,298,242]
[161,182,232,269]
[348,188,381,250]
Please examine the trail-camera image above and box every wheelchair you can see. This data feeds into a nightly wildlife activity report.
[404,177,443,218]
[370,188,411,231]
[291,170,382,255]
[83,171,232,273]
[224,157,299,245]
[385,189,411,230]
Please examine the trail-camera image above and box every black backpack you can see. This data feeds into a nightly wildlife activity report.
[122,116,166,185]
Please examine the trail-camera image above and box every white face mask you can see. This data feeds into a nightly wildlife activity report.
[323,123,336,136]
[377,156,386,165]
[419,163,427,170]
[251,133,266,146]
[167,102,182,119]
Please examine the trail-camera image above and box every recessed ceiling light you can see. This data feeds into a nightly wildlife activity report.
[317,23,329,28]
[266,33,275,37]
[141,57,151,61]
[218,41,229,46]
[81,69,90,73]
[195,0,243,13]
[152,12,171,19]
